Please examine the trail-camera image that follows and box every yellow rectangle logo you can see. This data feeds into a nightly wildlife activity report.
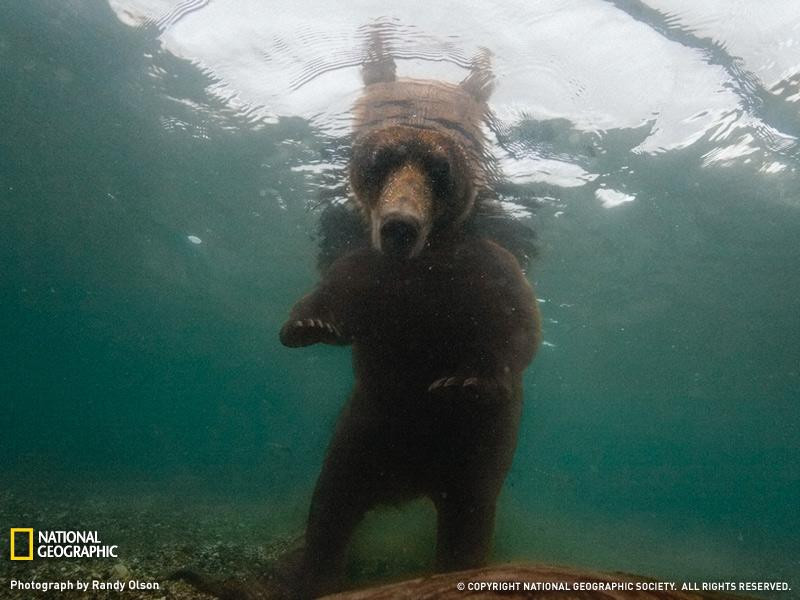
[10,528,34,560]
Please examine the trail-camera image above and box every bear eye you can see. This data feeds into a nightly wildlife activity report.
[370,146,402,172]
[426,156,452,196]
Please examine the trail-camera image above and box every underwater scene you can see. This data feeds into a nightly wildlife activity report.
[1,0,799,598]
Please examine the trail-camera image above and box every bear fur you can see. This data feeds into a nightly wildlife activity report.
[279,44,541,598]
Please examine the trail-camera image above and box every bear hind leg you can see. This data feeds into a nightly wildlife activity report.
[296,405,382,598]
[297,470,371,598]
[433,491,497,572]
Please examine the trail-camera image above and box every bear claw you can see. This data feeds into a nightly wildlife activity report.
[428,376,483,392]
[281,316,348,347]
[296,317,340,332]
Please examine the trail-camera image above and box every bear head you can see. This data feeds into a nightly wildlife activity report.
[348,69,493,260]
[350,125,477,258]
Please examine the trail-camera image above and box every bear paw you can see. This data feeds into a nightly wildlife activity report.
[280,317,347,347]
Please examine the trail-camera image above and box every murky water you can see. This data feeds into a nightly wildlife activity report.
[2,0,798,595]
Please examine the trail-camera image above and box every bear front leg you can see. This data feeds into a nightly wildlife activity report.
[428,239,540,393]
[280,248,374,348]
[279,290,350,348]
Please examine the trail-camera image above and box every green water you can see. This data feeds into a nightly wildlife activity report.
[1,0,798,595]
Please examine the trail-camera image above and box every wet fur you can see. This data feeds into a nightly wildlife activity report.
[282,242,538,598]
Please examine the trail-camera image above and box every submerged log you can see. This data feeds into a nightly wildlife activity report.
[324,564,746,599]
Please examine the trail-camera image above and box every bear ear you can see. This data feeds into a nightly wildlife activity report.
[459,47,494,103]
[361,25,396,85]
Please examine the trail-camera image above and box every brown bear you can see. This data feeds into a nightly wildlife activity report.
[279,43,541,598]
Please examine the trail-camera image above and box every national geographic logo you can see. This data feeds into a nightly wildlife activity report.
[9,529,118,560]
[9,528,33,560]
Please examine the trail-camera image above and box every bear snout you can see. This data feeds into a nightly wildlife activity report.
[379,213,421,258]
[369,161,433,258]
